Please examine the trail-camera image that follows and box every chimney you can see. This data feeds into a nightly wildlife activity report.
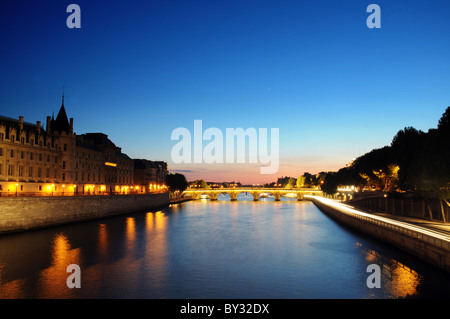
[36,121,41,131]
[70,118,73,134]
[46,116,51,133]
[18,116,24,130]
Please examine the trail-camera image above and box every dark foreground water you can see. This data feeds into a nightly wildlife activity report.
[1,195,450,299]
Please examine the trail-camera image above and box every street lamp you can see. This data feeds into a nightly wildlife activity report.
[52,184,55,196]
[15,183,18,197]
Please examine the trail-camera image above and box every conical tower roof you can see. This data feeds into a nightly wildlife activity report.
[52,97,71,134]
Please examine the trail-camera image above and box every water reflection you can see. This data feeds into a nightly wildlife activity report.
[143,211,169,296]
[38,233,81,298]
[126,217,136,250]
[0,201,450,298]
[0,263,26,299]
[97,224,108,260]
[356,242,421,298]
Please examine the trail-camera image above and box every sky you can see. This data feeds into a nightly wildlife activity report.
[1,0,449,184]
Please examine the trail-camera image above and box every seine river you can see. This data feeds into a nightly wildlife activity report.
[1,194,450,299]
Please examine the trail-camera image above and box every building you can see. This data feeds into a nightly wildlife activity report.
[0,115,61,195]
[134,159,168,193]
[0,97,166,196]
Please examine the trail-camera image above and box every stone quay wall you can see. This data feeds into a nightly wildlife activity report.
[0,193,169,234]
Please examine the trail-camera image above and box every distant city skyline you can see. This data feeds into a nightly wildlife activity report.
[1,0,449,184]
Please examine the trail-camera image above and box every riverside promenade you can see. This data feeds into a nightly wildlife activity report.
[307,195,450,273]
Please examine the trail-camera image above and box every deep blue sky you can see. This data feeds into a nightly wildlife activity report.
[1,0,449,183]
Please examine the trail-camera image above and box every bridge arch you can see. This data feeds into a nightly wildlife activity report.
[233,190,255,201]
[217,192,231,201]
[258,191,277,201]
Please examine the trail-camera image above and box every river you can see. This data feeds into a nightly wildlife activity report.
[1,194,450,299]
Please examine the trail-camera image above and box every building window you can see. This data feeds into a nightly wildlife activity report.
[0,148,2,156]
[10,150,14,158]
[18,166,23,177]
[0,163,2,175]
[39,141,42,147]
[20,137,24,144]
[64,144,67,151]
[30,138,34,145]
[0,133,3,140]
[39,153,42,161]
[63,161,66,169]
[28,166,33,177]
[62,173,65,181]
[30,152,34,160]
[11,135,15,143]
[7,164,14,176]
[46,168,49,178]
[21,151,24,159]
[39,185,42,191]
[47,155,50,162]
[37,167,42,178]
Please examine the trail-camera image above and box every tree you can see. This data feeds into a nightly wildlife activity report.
[296,176,306,188]
[166,173,188,193]
[283,178,296,189]
[438,106,450,130]
[190,179,209,188]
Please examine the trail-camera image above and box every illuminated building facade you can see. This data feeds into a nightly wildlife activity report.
[0,98,163,196]
[0,115,62,195]
[134,159,168,192]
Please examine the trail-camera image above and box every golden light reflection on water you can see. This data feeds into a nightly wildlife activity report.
[358,242,421,298]
[388,263,421,298]
[97,224,108,260]
[126,217,136,250]
[0,263,26,298]
[38,233,81,298]
[144,211,168,293]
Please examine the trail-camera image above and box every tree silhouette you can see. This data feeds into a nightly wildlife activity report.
[166,173,188,193]
[320,107,450,202]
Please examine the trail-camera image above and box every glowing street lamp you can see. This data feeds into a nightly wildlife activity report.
[15,183,18,197]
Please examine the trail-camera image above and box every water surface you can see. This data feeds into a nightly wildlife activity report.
[1,195,450,299]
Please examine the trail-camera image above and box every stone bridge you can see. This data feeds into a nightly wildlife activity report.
[182,188,323,201]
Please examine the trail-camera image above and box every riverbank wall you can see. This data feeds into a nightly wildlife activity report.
[0,193,169,234]
[308,196,450,273]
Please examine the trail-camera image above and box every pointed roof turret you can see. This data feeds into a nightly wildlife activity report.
[52,94,71,134]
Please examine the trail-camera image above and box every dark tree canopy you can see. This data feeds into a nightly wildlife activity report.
[166,173,188,193]
[320,107,450,199]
